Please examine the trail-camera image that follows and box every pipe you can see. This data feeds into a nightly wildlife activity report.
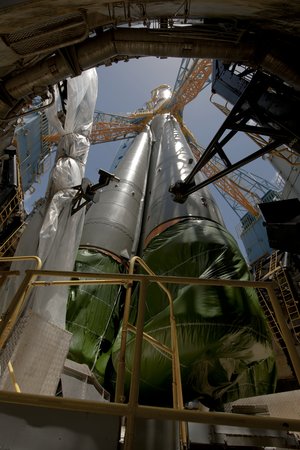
[5,52,71,101]
[0,256,42,268]
[0,255,43,270]
[3,28,299,106]
[8,268,277,288]
[78,28,254,69]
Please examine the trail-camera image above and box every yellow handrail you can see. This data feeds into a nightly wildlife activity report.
[0,256,42,349]
[0,256,42,268]
[0,260,299,449]
[114,255,187,449]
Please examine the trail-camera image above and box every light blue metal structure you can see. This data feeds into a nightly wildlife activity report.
[238,190,282,264]
[14,111,50,192]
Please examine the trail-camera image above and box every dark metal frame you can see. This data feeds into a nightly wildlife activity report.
[170,68,300,203]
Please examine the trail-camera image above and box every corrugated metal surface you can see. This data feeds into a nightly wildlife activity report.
[0,312,71,395]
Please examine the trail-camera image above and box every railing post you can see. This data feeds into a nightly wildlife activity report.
[115,280,134,403]
[0,271,34,349]
[122,256,187,449]
[124,277,148,450]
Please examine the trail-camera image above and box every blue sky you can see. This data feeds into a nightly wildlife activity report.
[25,57,278,256]
[90,58,277,251]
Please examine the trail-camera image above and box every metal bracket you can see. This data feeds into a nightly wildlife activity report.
[71,169,120,214]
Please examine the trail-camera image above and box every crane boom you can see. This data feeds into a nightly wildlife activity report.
[43,58,267,218]
[91,120,143,144]
[170,59,212,115]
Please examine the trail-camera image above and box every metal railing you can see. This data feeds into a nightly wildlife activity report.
[0,256,42,348]
[115,256,187,448]
[0,257,300,449]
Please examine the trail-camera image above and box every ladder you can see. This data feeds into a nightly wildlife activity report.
[0,161,24,256]
[254,251,300,362]
[255,286,286,351]
[275,269,300,343]
[254,257,286,350]
[269,251,279,274]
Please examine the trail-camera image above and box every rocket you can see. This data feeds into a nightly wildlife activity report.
[67,129,152,383]
[67,90,275,407]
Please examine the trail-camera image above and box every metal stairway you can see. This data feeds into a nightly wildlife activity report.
[254,256,287,351]
[275,268,300,343]
[254,251,300,379]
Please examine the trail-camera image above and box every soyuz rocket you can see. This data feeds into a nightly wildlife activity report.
[67,86,276,408]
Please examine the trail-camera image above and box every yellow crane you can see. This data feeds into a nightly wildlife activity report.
[45,58,270,218]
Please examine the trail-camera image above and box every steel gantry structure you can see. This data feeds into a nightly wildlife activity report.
[45,57,276,220]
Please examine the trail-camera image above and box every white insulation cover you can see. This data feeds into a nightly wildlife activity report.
[1,68,98,328]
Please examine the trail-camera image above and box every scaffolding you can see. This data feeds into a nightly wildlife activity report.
[1,256,300,449]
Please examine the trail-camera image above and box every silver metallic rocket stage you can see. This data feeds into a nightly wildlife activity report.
[67,103,275,408]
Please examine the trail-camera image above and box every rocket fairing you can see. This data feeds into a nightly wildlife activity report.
[67,112,276,407]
